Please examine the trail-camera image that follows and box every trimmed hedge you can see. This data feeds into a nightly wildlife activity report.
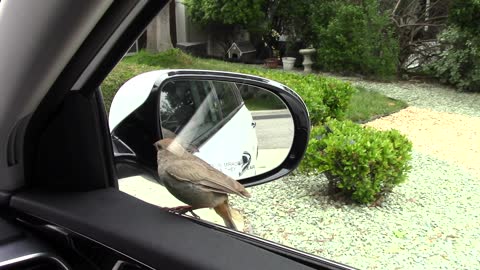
[235,69,355,125]
[103,49,355,124]
[300,119,412,204]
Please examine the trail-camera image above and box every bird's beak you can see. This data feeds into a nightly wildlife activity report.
[186,144,199,153]
[153,140,164,151]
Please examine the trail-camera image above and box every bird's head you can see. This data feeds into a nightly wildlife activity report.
[154,138,174,151]
[154,138,199,154]
[155,138,198,156]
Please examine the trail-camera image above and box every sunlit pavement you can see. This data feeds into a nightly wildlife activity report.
[256,148,290,174]
[119,176,246,231]
[119,147,290,232]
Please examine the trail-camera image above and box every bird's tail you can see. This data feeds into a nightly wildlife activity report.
[232,181,251,198]
[214,200,237,230]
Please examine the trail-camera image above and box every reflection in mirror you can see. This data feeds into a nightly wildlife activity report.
[158,79,294,180]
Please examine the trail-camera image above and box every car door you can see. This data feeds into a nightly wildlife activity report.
[0,1,353,269]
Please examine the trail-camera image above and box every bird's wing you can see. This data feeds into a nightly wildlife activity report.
[188,154,251,198]
[165,159,249,198]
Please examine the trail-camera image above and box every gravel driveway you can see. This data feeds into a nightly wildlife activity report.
[231,78,480,269]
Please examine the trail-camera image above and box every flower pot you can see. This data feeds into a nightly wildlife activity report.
[282,57,296,71]
[299,48,316,73]
[264,58,279,69]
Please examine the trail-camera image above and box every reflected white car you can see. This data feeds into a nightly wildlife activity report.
[109,70,258,179]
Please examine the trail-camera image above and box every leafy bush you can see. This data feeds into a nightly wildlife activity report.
[427,27,480,92]
[236,69,355,124]
[185,0,264,27]
[272,0,329,48]
[312,0,399,79]
[103,50,355,123]
[300,119,412,204]
[426,0,480,92]
[449,0,480,36]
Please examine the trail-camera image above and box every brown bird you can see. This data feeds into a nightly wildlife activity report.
[155,138,250,230]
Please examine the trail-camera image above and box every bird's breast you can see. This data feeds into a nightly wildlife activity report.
[163,178,227,208]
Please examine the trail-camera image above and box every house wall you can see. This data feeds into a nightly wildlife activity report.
[147,0,248,58]
[146,4,173,52]
[175,0,207,43]
[175,0,187,43]
[175,0,225,57]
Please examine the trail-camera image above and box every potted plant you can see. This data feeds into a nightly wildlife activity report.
[264,57,279,68]
[281,39,301,71]
[281,56,296,71]
[264,47,281,68]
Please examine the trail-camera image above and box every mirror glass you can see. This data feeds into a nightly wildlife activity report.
[158,79,294,180]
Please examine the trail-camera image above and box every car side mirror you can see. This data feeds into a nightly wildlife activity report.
[108,70,310,186]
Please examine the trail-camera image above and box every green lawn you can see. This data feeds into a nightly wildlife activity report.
[102,50,406,122]
[346,87,407,123]
[243,95,287,111]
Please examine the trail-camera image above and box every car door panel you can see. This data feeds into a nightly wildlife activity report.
[0,218,70,269]
[10,188,318,270]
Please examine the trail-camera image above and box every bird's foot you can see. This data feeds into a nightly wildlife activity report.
[188,210,200,219]
[167,205,192,213]
[162,206,200,219]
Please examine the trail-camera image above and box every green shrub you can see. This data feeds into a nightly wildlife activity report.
[449,0,480,36]
[236,69,355,125]
[272,0,332,49]
[185,0,265,27]
[426,0,480,92]
[312,0,399,79]
[300,119,412,204]
[427,27,480,92]
[103,50,355,123]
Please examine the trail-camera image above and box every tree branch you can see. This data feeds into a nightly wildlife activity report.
[392,0,402,16]
[399,23,446,28]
